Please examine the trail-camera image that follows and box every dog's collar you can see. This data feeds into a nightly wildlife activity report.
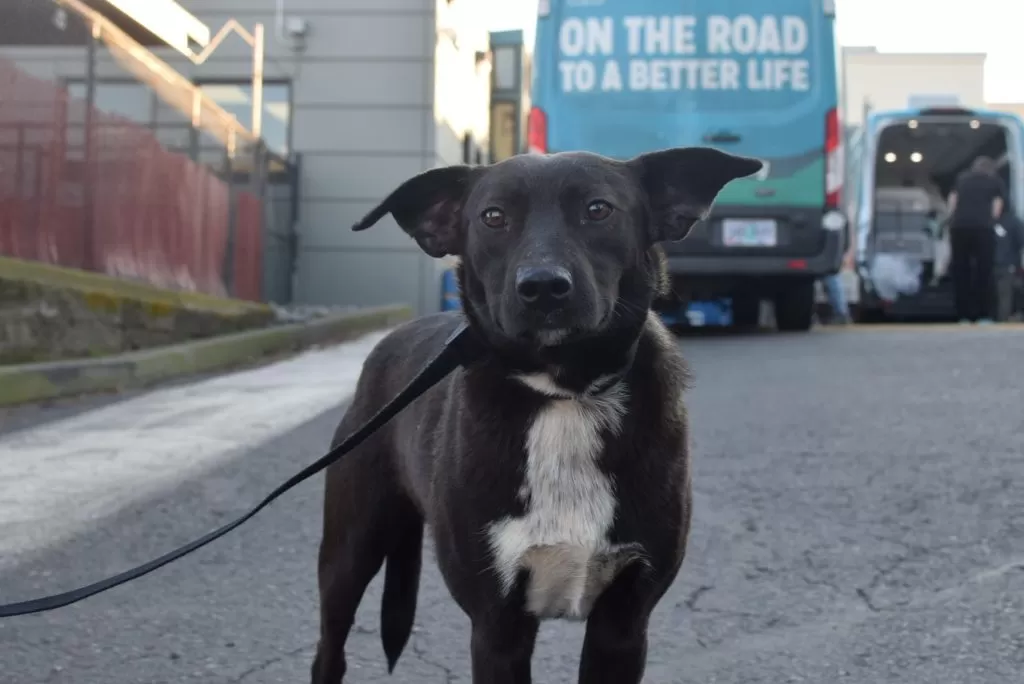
[513,357,633,400]
[586,336,640,396]
[503,329,641,399]
[583,369,628,397]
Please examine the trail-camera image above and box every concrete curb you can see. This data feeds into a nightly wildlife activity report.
[0,304,412,407]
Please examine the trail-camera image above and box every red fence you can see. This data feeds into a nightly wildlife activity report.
[0,58,263,301]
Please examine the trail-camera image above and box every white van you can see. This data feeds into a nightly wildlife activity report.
[847,106,1024,321]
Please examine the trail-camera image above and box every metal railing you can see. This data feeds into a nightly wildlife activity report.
[0,3,299,303]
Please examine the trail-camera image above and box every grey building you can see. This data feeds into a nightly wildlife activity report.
[488,29,532,163]
[2,0,495,314]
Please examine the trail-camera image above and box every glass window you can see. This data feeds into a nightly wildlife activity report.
[490,101,517,162]
[199,82,291,155]
[155,99,188,126]
[66,81,156,124]
[493,45,518,91]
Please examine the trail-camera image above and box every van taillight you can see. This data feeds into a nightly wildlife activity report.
[825,107,842,209]
[527,106,547,154]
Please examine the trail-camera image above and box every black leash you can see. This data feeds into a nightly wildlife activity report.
[0,322,482,618]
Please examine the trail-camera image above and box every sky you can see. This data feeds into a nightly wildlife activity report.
[481,0,1023,102]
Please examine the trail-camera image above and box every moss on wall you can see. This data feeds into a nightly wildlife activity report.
[0,256,275,364]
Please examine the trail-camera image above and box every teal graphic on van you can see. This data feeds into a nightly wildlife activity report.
[528,0,841,210]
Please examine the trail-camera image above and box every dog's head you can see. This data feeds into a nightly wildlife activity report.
[354,147,761,348]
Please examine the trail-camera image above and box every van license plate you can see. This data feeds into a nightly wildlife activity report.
[722,219,777,247]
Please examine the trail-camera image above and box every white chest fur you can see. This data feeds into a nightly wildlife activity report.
[486,373,639,620]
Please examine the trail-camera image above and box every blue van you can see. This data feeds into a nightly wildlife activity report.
[529,0,845,331]
[848,106,1024,321]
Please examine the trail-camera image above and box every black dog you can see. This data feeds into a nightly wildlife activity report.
[312,147,761,683]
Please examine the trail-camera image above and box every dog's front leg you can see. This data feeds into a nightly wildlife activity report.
[577,566,654,684]
[469,609,539,684]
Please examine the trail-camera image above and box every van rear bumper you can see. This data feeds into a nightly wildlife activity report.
[664,229,844,278]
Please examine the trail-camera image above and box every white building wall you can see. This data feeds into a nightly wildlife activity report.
[433,0,492,168]
[843,47,986,127]
[987,102,1024,119]
[428,0,493,289]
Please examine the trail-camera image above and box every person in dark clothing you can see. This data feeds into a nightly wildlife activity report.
[946,156,1008,323]
[994,207,1024,320]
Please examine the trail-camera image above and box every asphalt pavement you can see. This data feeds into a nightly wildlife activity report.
[2,324,1024,683]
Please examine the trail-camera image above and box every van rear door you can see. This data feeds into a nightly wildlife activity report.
[531,0,837,213]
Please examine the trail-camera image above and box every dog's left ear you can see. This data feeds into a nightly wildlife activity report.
[630,147,763,243]
[352,165,476,258]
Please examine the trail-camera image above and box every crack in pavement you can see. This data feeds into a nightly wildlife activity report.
[683,584,714,611]
[855,586,881,612]
[411,637,456,683]
[854,545,917,614]
[923,559,1024,606]
[853,538,987,613]
[801,549,842,594]
[233,643,313,682]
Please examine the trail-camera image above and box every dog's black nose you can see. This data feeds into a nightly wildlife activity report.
[515,266,574,308]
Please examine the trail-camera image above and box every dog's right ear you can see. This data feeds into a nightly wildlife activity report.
[352,165,475,258]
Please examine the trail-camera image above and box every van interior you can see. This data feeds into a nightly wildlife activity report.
[871,113,1012,285]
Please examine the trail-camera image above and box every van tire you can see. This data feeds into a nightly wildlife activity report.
[774,281,815,332]
[731,295,760,329]
[854,304,885,323]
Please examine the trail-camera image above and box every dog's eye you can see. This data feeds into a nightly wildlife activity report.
[585,200,613,222]
[480,207,506,228]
